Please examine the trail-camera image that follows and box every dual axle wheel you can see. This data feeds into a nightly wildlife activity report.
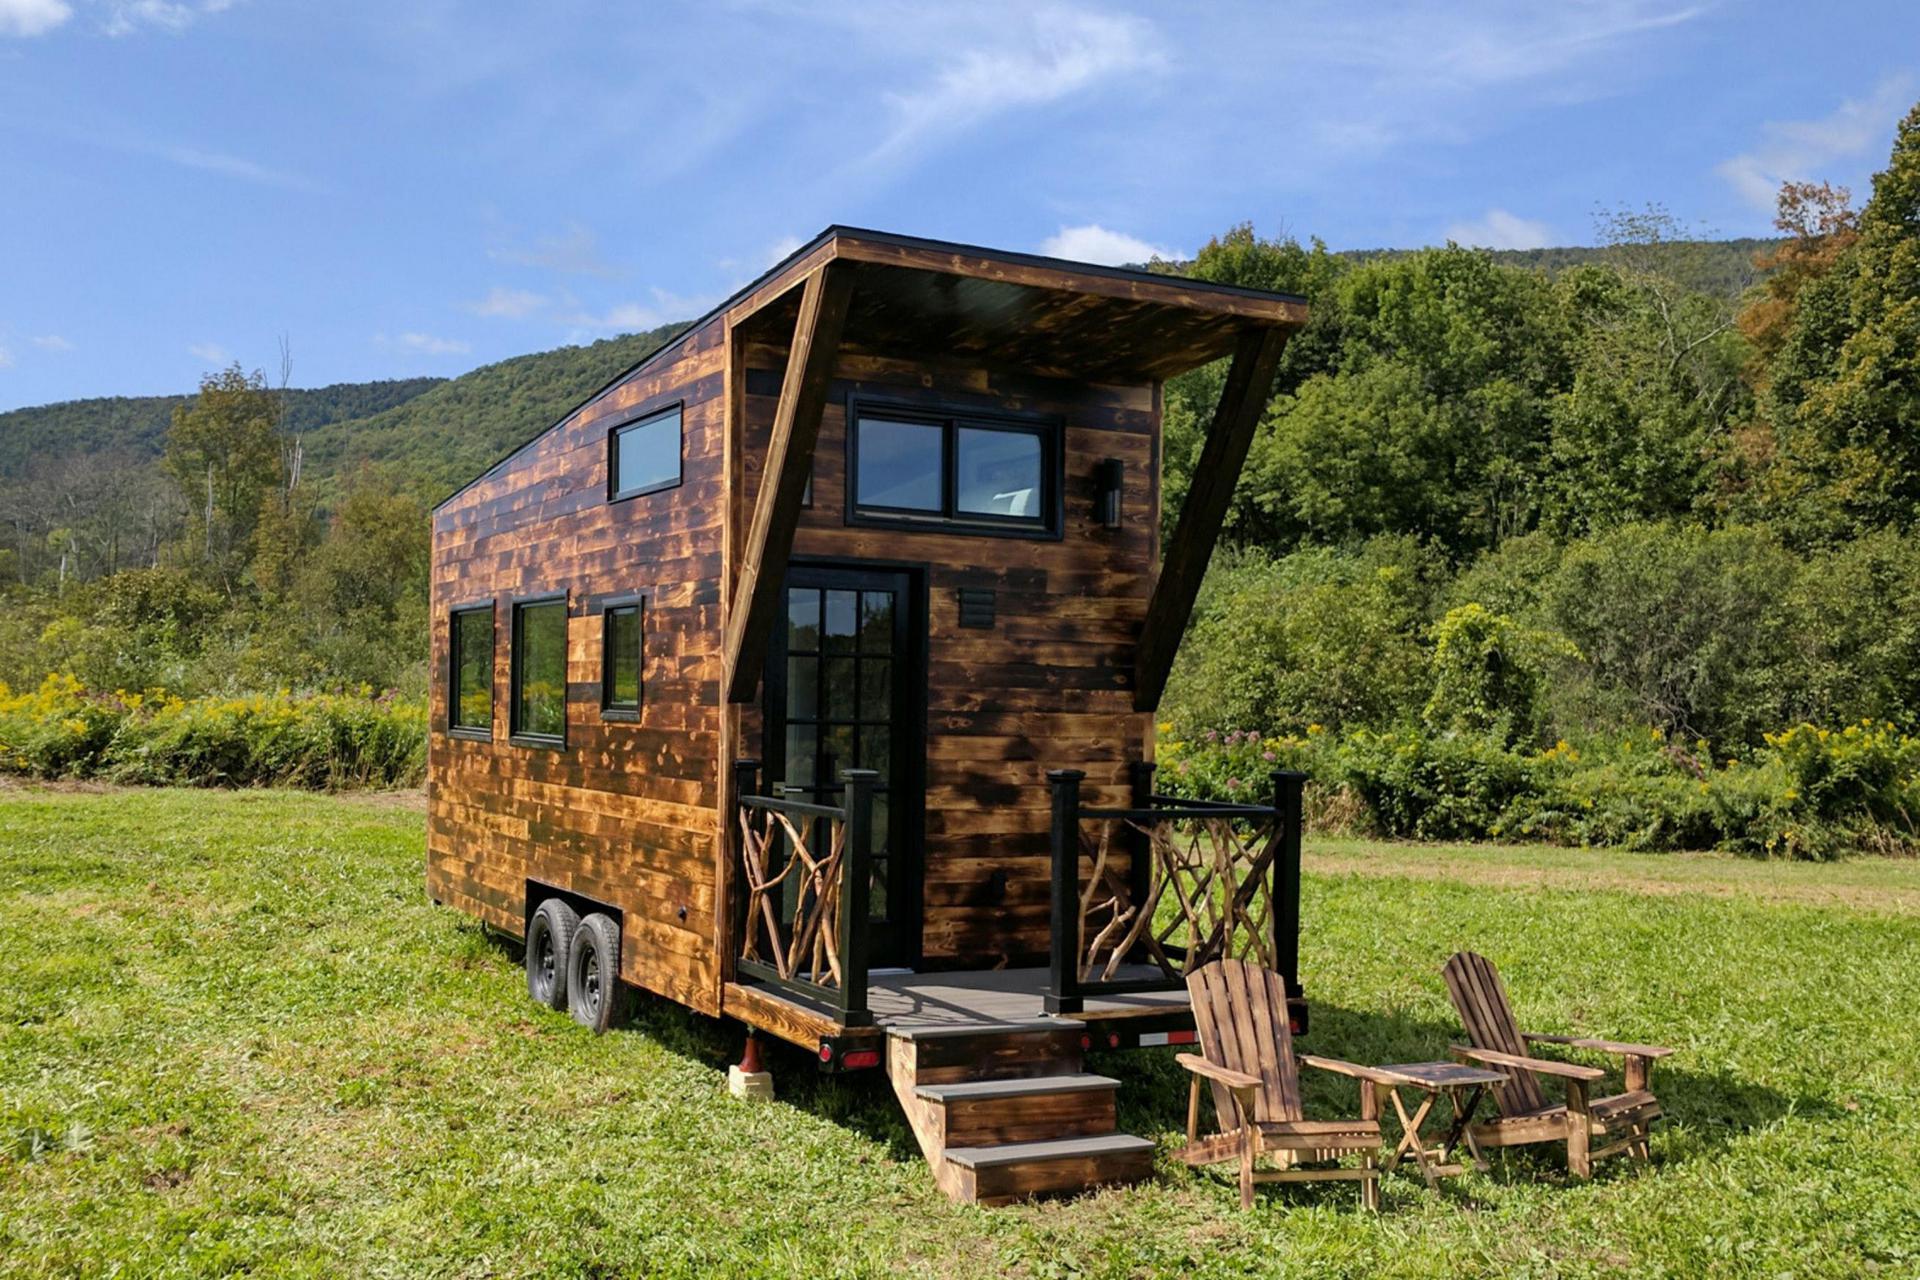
[525,898,621,1033]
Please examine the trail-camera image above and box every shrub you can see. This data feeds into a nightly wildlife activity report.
[0,676,425,789]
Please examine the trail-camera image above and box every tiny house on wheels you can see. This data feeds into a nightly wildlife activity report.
[428,228,1311,1204]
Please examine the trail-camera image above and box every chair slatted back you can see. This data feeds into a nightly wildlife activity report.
[1187,959,1301,1126]
[1442,951,1548,1115]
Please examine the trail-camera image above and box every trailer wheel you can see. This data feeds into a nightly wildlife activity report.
[568,912,622,1034]
[526,898,579,1011]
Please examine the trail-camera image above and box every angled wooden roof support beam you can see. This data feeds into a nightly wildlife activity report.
[1133,324,1291,712]
[724,263,854,703]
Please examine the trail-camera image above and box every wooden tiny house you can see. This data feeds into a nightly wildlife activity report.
[427,228,1310,1202]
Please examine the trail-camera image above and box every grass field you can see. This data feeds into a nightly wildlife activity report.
[3,785,1919,1278]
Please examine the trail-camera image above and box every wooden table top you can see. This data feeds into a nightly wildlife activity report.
[1378,1061,1509,1089]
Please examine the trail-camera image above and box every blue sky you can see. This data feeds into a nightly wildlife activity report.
[1,1,1915,411]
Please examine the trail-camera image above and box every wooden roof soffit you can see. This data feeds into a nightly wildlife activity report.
[1133,324,1292,712]
[724,262,855,703]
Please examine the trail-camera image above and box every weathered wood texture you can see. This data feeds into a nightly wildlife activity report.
[735,336,1160,966]
[427,316,730,1015]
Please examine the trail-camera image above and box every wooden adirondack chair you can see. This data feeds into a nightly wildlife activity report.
[1176,959,1394,1210]
[1441,952,1674,1177]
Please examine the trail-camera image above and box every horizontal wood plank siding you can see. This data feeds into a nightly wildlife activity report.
[428,317,729,1015]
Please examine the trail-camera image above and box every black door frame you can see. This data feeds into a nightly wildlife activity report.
[765,558,928,970]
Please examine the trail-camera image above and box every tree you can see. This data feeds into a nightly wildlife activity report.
[164,365,285,591]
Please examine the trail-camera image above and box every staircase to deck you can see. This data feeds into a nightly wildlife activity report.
[886,1024,1155,1205]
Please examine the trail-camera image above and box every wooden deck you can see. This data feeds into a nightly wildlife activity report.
[867,966,1189,1037]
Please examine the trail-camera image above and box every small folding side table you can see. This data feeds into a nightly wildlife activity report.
[1375,1061,1509,1186]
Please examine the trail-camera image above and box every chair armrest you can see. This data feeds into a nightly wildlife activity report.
[1451,1045,1606,1082]
[1175,1053,1261,1092]
[1299,1055,1424,1088]
[1524,1033,1675,1058]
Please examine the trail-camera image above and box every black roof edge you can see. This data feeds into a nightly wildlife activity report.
[432,225,1307,514]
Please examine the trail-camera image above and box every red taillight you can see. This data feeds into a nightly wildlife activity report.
[840,1049,881,1070]
[1166,1029,1197,1046]
[1107,1033,1121,1049]
[1080,1034,1093,1050]
[818,1043,834,1063]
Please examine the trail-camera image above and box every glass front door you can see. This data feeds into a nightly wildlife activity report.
[766,566,921,968]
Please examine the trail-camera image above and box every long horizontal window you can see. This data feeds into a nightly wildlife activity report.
[511,598,568,745]
[850,407,1057,535]
[609,405,682,500]
[450,606,493,735]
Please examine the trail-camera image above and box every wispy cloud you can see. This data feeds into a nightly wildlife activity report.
[101,0,236,37]
[188,341,229,364]
[155,142,321,192]
[467,286,548,319]
[1040,224,1178,266]
[1446,208,1554,250]
[0,342,14,369]
[378,331,471,356]
[860,6,1162,172]
[1716,74,1915,211]
[0,0,71,38]
[559,287,716,338]
[31,334,73,352]
[492,224,620,279]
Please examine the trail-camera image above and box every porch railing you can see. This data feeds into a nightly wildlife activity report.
[730,759,877,1027]
[1045,764,1305,1015]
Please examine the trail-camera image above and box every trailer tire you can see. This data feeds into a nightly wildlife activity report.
[568,912,622,1034]
[526,897,579,1011]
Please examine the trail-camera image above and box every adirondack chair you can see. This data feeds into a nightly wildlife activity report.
[1176,959,1394,1210]
[1441,952,1674,1177]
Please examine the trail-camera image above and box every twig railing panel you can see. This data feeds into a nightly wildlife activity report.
[730,760,877,1026]
[1046,766,1305,1015]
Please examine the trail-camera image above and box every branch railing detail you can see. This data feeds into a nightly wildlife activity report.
[730,759,876,1026]
[1046,765,1305,1015]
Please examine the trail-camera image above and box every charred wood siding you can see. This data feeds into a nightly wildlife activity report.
[737,341,1159,966]
[427,317,729,1015]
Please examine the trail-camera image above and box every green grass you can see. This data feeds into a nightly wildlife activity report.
[2,786,1918,1278]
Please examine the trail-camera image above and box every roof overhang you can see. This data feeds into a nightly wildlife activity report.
[728,226,1309,383]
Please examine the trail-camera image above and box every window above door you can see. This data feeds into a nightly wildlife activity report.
[846,400,1061,538]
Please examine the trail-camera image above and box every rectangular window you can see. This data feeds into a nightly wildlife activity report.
[511,597,568,745]
[602,600,643,716]
[449,606,493,735]
[609,405,682,500]
[850,405,1057,535]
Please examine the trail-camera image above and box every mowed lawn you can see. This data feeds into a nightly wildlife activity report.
[3,788,1919,1279]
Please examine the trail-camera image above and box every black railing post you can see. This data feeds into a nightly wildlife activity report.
[1272,769,1306,1000]
[837,768,877,1027]
[1125,760,1157,964]
[1045,768,1086,1014]
[730,759,759,975]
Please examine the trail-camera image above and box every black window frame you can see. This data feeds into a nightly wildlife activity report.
[607,402,685,502]
[845,397,1062,540]
[448,602,495,741]
[509,592,570,750]
[599,594,645,721]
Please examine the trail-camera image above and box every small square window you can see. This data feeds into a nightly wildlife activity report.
[602,602,643,714]
[855,418,943,512]
[956,427,1043,519]
[511,598,568,744]
[609,406,682,500]
[450,607,493,735]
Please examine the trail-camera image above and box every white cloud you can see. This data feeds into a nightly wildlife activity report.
[1445,208,1554,250]
[1040,224,1178,266]
[101,0,235,37]
[155,143,320,192]
[1716,74,1915,211]
[864,6,1162,170]
[31,334,73,351]
[0,342,13,369]
[560,287,715,338]
[387,332,470,356]
[188,341,229,364]
[0,0,71,37]
[467,287,547,319]
[492,224,620,279]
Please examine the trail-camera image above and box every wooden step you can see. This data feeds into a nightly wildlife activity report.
[899,1025,1085,1085]
[942,1134,1156,1206]
[917,1073,1121,1148]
